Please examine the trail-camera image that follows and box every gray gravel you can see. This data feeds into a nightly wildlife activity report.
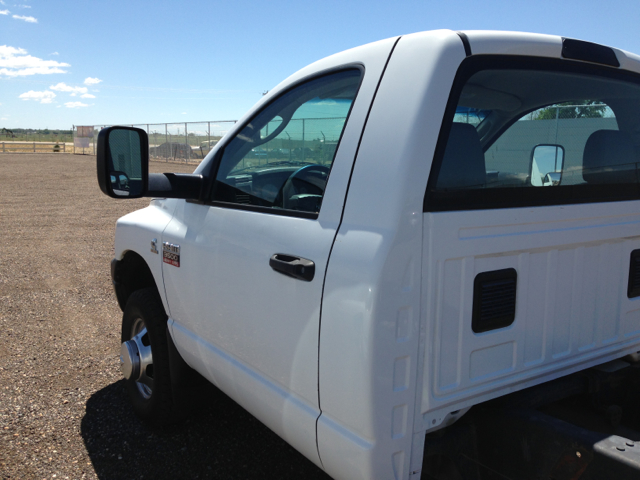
[0,154,331,480]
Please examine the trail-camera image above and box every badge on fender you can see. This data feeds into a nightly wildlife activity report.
[162,242,180,267]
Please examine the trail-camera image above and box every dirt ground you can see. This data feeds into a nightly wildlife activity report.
[0,154,330,479]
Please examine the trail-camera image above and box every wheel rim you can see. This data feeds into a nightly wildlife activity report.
[127,317,154,400]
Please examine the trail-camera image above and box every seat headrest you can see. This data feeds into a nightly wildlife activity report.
[436,123,486,189]
[583,130,637,184]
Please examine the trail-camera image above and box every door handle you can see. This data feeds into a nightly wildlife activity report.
[269,253,315,282]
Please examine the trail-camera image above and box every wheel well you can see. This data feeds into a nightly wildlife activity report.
[113,251,159,310]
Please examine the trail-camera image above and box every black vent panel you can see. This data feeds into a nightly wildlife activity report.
[628,250,640,298]
[472,268,517,333]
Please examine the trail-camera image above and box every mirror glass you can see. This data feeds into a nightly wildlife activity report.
[531,145,564,187]
[108,129,144,196]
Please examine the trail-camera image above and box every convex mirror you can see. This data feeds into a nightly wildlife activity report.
[530,144,564,187]
[97,126,149,198]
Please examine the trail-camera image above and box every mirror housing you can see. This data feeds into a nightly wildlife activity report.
[97,126,204,200]
[97,126,149,198]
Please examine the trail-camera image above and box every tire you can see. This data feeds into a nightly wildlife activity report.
[121,288,177,426]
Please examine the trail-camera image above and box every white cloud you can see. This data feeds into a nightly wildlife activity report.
[0,9,9,14]
[13,14,36,22]
[51,52,59,56]
[17,5,32,8]
[49,82,88,95]
[19,90,56,104]
[84,77,102,85]
[181,112,187,115]
[64,101,89,108]
[0,45,69,76]
[80,93,95,99]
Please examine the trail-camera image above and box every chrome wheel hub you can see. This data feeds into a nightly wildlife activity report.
[120,340,140,380]
[120,318,154,399]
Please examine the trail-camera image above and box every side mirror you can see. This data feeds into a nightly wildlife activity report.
[97,126,149,198]
[97,125,205,200]
[543,172,561,186]
[530,144,564,187]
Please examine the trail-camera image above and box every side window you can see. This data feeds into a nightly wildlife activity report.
[211,69,362,215]
[483,101,618,187]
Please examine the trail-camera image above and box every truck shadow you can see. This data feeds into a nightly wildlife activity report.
[80,380,331,480]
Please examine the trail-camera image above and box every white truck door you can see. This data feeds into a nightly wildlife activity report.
[421,54,640,428]
[159,38,397,463]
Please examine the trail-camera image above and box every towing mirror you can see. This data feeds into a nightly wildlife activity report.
[97,126,148,198]
[530,144,564,187]
[97,125,204,200]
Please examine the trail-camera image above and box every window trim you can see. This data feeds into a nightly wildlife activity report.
[199,64,365,219]
[423,55,640,213]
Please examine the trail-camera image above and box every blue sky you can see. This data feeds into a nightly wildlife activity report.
[1,0,638,129]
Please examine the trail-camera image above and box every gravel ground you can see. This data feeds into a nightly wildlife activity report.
[0,154,331,480]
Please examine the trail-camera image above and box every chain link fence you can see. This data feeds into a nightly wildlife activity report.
[73,117,348,166]
[74,121,237,162]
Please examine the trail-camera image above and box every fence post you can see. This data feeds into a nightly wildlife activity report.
[33,141,36,152]
[185,122,189,163]
[165,124,168,162]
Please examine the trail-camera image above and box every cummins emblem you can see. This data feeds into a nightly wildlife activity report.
[162,242,180,267]
[151,238,158,254]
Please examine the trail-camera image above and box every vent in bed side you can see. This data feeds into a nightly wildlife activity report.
[472,268,517,333]
[628,250,640,298]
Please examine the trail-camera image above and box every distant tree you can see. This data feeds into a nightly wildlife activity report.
[535,100,607,120]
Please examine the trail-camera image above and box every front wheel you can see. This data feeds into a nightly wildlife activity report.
[120,288,176,426]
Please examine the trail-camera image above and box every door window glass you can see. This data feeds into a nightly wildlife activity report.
[211,69,362,215]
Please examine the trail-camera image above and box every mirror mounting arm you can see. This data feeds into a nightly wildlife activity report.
[147,173,204,199]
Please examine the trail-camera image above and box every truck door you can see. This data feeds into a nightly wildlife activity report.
[158,39,397,462]
[421,55,640,424]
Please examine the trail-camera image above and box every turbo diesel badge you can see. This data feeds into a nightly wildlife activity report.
[162,242,180,267]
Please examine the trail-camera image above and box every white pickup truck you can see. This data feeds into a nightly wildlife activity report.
[97,30,640,479]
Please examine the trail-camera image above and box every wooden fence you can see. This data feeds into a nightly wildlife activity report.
[0,142,69,153]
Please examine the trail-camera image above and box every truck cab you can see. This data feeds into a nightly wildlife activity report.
[99,30,640,479]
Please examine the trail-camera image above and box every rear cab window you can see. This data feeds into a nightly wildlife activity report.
[425,56,640,211]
